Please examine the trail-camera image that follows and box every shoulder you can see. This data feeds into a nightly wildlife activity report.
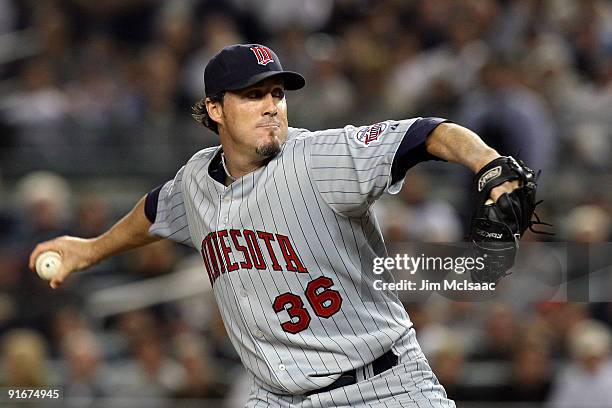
[284,126,350,145]
[186,145,221,166]
[169,146,220,183]
[285,119,419,148]
[285,126,314,142]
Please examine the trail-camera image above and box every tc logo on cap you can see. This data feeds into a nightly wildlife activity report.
[250,46,274,66]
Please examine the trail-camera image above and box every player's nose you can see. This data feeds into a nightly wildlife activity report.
[262,93,278,116]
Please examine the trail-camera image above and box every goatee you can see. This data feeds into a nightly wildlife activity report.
[256,142,281,158]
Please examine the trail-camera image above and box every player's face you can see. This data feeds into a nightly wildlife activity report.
[218,78,288,160]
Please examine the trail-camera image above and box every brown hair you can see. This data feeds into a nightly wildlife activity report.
[191,92,225,134]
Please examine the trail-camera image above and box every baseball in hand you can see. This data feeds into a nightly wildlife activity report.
[485,198,495,205]
[35,251,62,280]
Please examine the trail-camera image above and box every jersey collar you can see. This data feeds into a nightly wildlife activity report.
[208,148,227,185]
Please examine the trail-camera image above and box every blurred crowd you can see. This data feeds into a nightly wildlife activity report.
[0,0,611,406]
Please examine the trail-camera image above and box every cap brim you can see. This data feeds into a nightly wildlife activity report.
[225,71,305,92]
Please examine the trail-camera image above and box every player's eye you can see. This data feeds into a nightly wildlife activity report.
[246,90,263,99]
[272,88,285,99]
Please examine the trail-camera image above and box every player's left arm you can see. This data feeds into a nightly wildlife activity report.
[424,121,545,283]
[424,122,518,201]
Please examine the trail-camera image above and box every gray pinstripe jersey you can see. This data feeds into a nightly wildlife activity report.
[150,118,420,395]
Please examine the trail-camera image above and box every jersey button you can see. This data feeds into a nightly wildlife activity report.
[239,287,248,297]
[254,328,265,339]
[278,364,286,371]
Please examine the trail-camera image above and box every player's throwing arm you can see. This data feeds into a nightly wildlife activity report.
[29,197,160,288]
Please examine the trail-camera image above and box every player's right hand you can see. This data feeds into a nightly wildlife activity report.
[29,236,97,289]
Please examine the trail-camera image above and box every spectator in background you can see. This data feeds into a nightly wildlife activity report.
[270,27,313,77]
[471,303,519,361]
[180,12,246,153]
[130,333,186,397]
[15,171,72,242]
[115,309,158,356]
[173,332,226,400]
[10,172,80,330]
[153,1,194,64]
[375,169,462,244]
[564,205,612,304]
[230,0,333,35]
[108,309,185,400]
[459,56,556,171]
[570,59,612,147]
[403,302,452,358]
[501,340,552,402]
[394,5,490,118]
[548,320,612,407]
[65,195,131,295]
[0,329,54,387]
[0,0,16,36]
[30,1,74,76]
[430,342,467,400]
[129,239,179,279]
[139,46,181,126]
[63,33,140,138]
[341,22,393,123]
[50,306,88,355]
[564,205,611,243]
[289,34,356,129]
[72,195,113,239]
[0,58,69,154]
[61,328,114,405]
[535,303,589,360]
[383,32,431,118]
[0,248,20,331]
[517,29,584,128]
[182,13,243,102]
[565,1,612,82]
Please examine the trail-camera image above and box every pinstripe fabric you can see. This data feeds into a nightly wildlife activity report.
[245,329,455,407]
[148,166,193,246]
[148,119,453,405]
[309,120,418,217]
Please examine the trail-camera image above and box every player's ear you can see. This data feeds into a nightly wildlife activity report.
[206,97,224,126]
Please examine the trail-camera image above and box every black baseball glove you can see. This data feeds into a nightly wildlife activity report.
[469,156,550,283]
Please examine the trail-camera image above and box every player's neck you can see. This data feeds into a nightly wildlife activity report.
[221,153,237,186]
[220,148,266,184]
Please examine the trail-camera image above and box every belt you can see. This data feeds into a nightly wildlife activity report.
[304,350,399,396]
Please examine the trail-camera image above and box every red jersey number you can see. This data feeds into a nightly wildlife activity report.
[273,276,342,334]
[273,293,311,334]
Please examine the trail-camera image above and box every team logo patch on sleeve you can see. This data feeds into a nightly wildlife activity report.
[355,122,388,146]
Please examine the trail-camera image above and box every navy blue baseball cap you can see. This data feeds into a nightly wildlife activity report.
[204,44,305,96]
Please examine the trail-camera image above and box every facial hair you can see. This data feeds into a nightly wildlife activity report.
[256,139,281,158]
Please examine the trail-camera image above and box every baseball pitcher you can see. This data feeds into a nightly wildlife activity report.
[30,44,540,407]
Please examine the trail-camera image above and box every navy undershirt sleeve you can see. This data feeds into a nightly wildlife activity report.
[144,185,163,223]
[390,117,449,184]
